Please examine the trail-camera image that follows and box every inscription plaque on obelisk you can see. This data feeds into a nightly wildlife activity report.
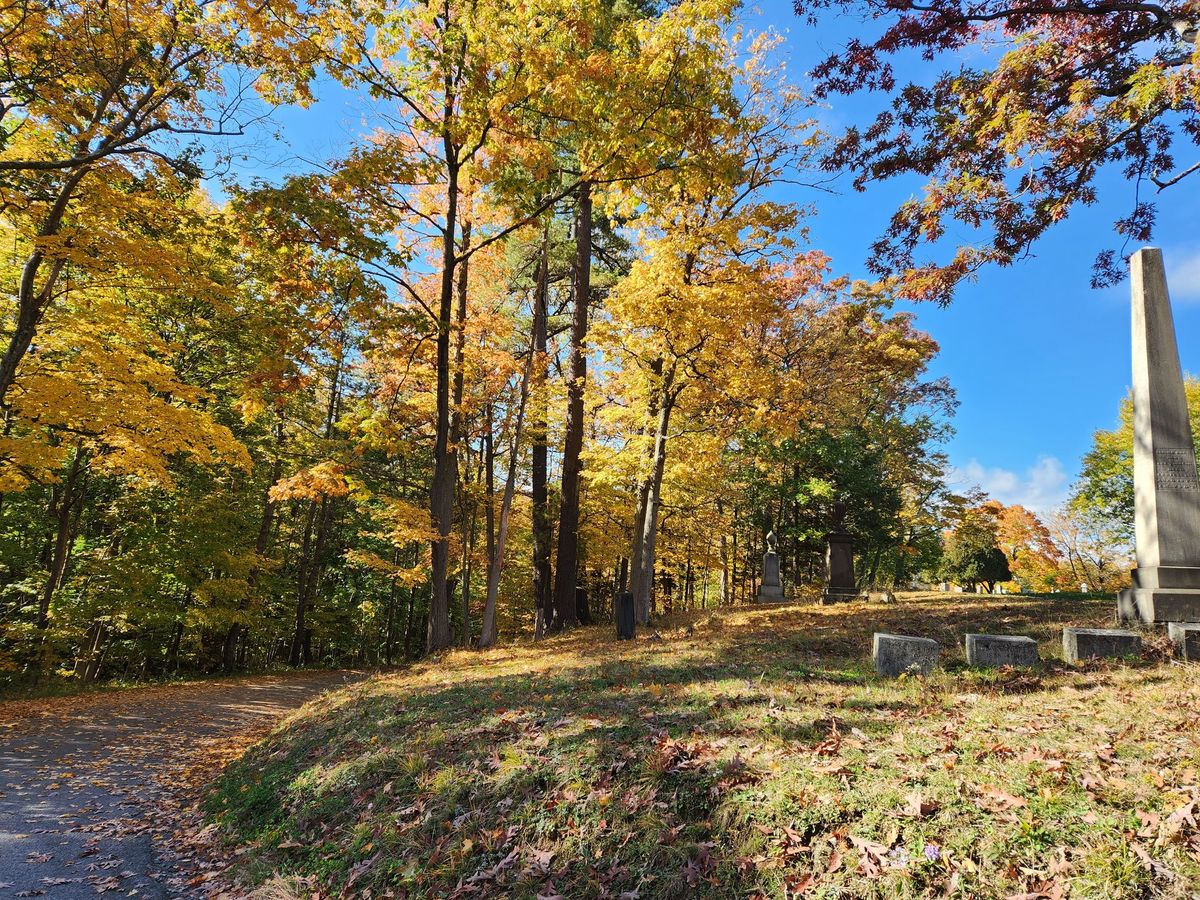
[1117,248,1200,624]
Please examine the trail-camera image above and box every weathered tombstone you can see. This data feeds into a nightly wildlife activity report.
[577,587,592,625]
[868,590,896,604]
[822,500,858,604]
[1062,627,1141,664]
[1167,622,1200,661]
[616,591,635,640]
[1118,249,1200,624]
[965,634,1039,668]
[756,530,785,602]
[873,633,938,676]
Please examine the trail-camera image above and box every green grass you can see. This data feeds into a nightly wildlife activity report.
[208,593,1200,898]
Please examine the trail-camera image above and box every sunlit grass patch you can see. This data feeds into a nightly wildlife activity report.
[209,593,1200,898]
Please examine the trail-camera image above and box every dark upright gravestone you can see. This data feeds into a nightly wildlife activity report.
[617,591,636,640]
[576,587,592,625]
[756,530,785,602]
[822,499,858,604]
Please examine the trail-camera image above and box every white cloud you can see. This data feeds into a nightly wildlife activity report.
[949,455,1070,515]
[1168,248,1200,303]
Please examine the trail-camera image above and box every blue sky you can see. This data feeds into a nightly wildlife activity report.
[748,4,1200,513]
[232,3,1200,515]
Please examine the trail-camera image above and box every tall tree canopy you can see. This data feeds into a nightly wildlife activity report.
[0,0,965,684]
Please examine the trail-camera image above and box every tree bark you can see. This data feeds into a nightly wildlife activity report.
[552,184,592,631]
[384,547,401,665]
[428,157,461,652]
[632,367,677,625]
[451,221,473,647]
[629,361,663,624]
[460,471,478,647]
[530,236,553,638]
[484,400,496,605]
[37,444,87,630]
[0,167,89,407]
[289,351,342,666]
[80,621,107,684]
[223,422,283,673]
[479,371,532,649]
[289,500,319,666]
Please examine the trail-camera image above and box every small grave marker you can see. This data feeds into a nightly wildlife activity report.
[1062,627,1141,664]
[965,634,1039,668]
[873,633,938,677]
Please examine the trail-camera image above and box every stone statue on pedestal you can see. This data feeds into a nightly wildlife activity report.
[822,499,857,604]
[1118,248,1200,623]
[756,530,784,603]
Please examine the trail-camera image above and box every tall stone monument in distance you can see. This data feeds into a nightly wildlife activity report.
[756,530,784,602]
[1118,248,1200,624]
[822,499,858,604]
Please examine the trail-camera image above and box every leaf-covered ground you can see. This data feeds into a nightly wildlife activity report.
[0,671,360,899]
[209,594,1200,899]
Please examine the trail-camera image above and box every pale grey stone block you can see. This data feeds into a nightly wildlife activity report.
[965,634,1039,668]
[873,633,938,677]
[1062,627,1141,663]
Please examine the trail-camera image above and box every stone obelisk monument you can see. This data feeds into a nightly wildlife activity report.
[1118,248,1200,624]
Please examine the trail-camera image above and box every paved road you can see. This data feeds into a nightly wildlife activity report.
[0,672,363,898]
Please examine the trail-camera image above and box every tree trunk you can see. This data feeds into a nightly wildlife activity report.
[451,221,473,648]
[633,369,677,625]
[479,314,536,649]
[403,579,417,660]
[0,167,88,407]
[289,356,342,666]
[167,617,184,675]
[223,423,283,673]
[385,546,401,665]
[684,541,694,611]
[428,160,461,653]
[530,237,553,638]
[80,621,107,684]
[732,505,740,604]
[552,184,592,632]
[37,444,86,630]
[484,401,496,629]
[460,483,478,647]
[289,500,319,666]
[629,361,663,624]
[302,498,336,665]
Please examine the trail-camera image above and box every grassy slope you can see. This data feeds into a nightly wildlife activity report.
[210,594,1200,899]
